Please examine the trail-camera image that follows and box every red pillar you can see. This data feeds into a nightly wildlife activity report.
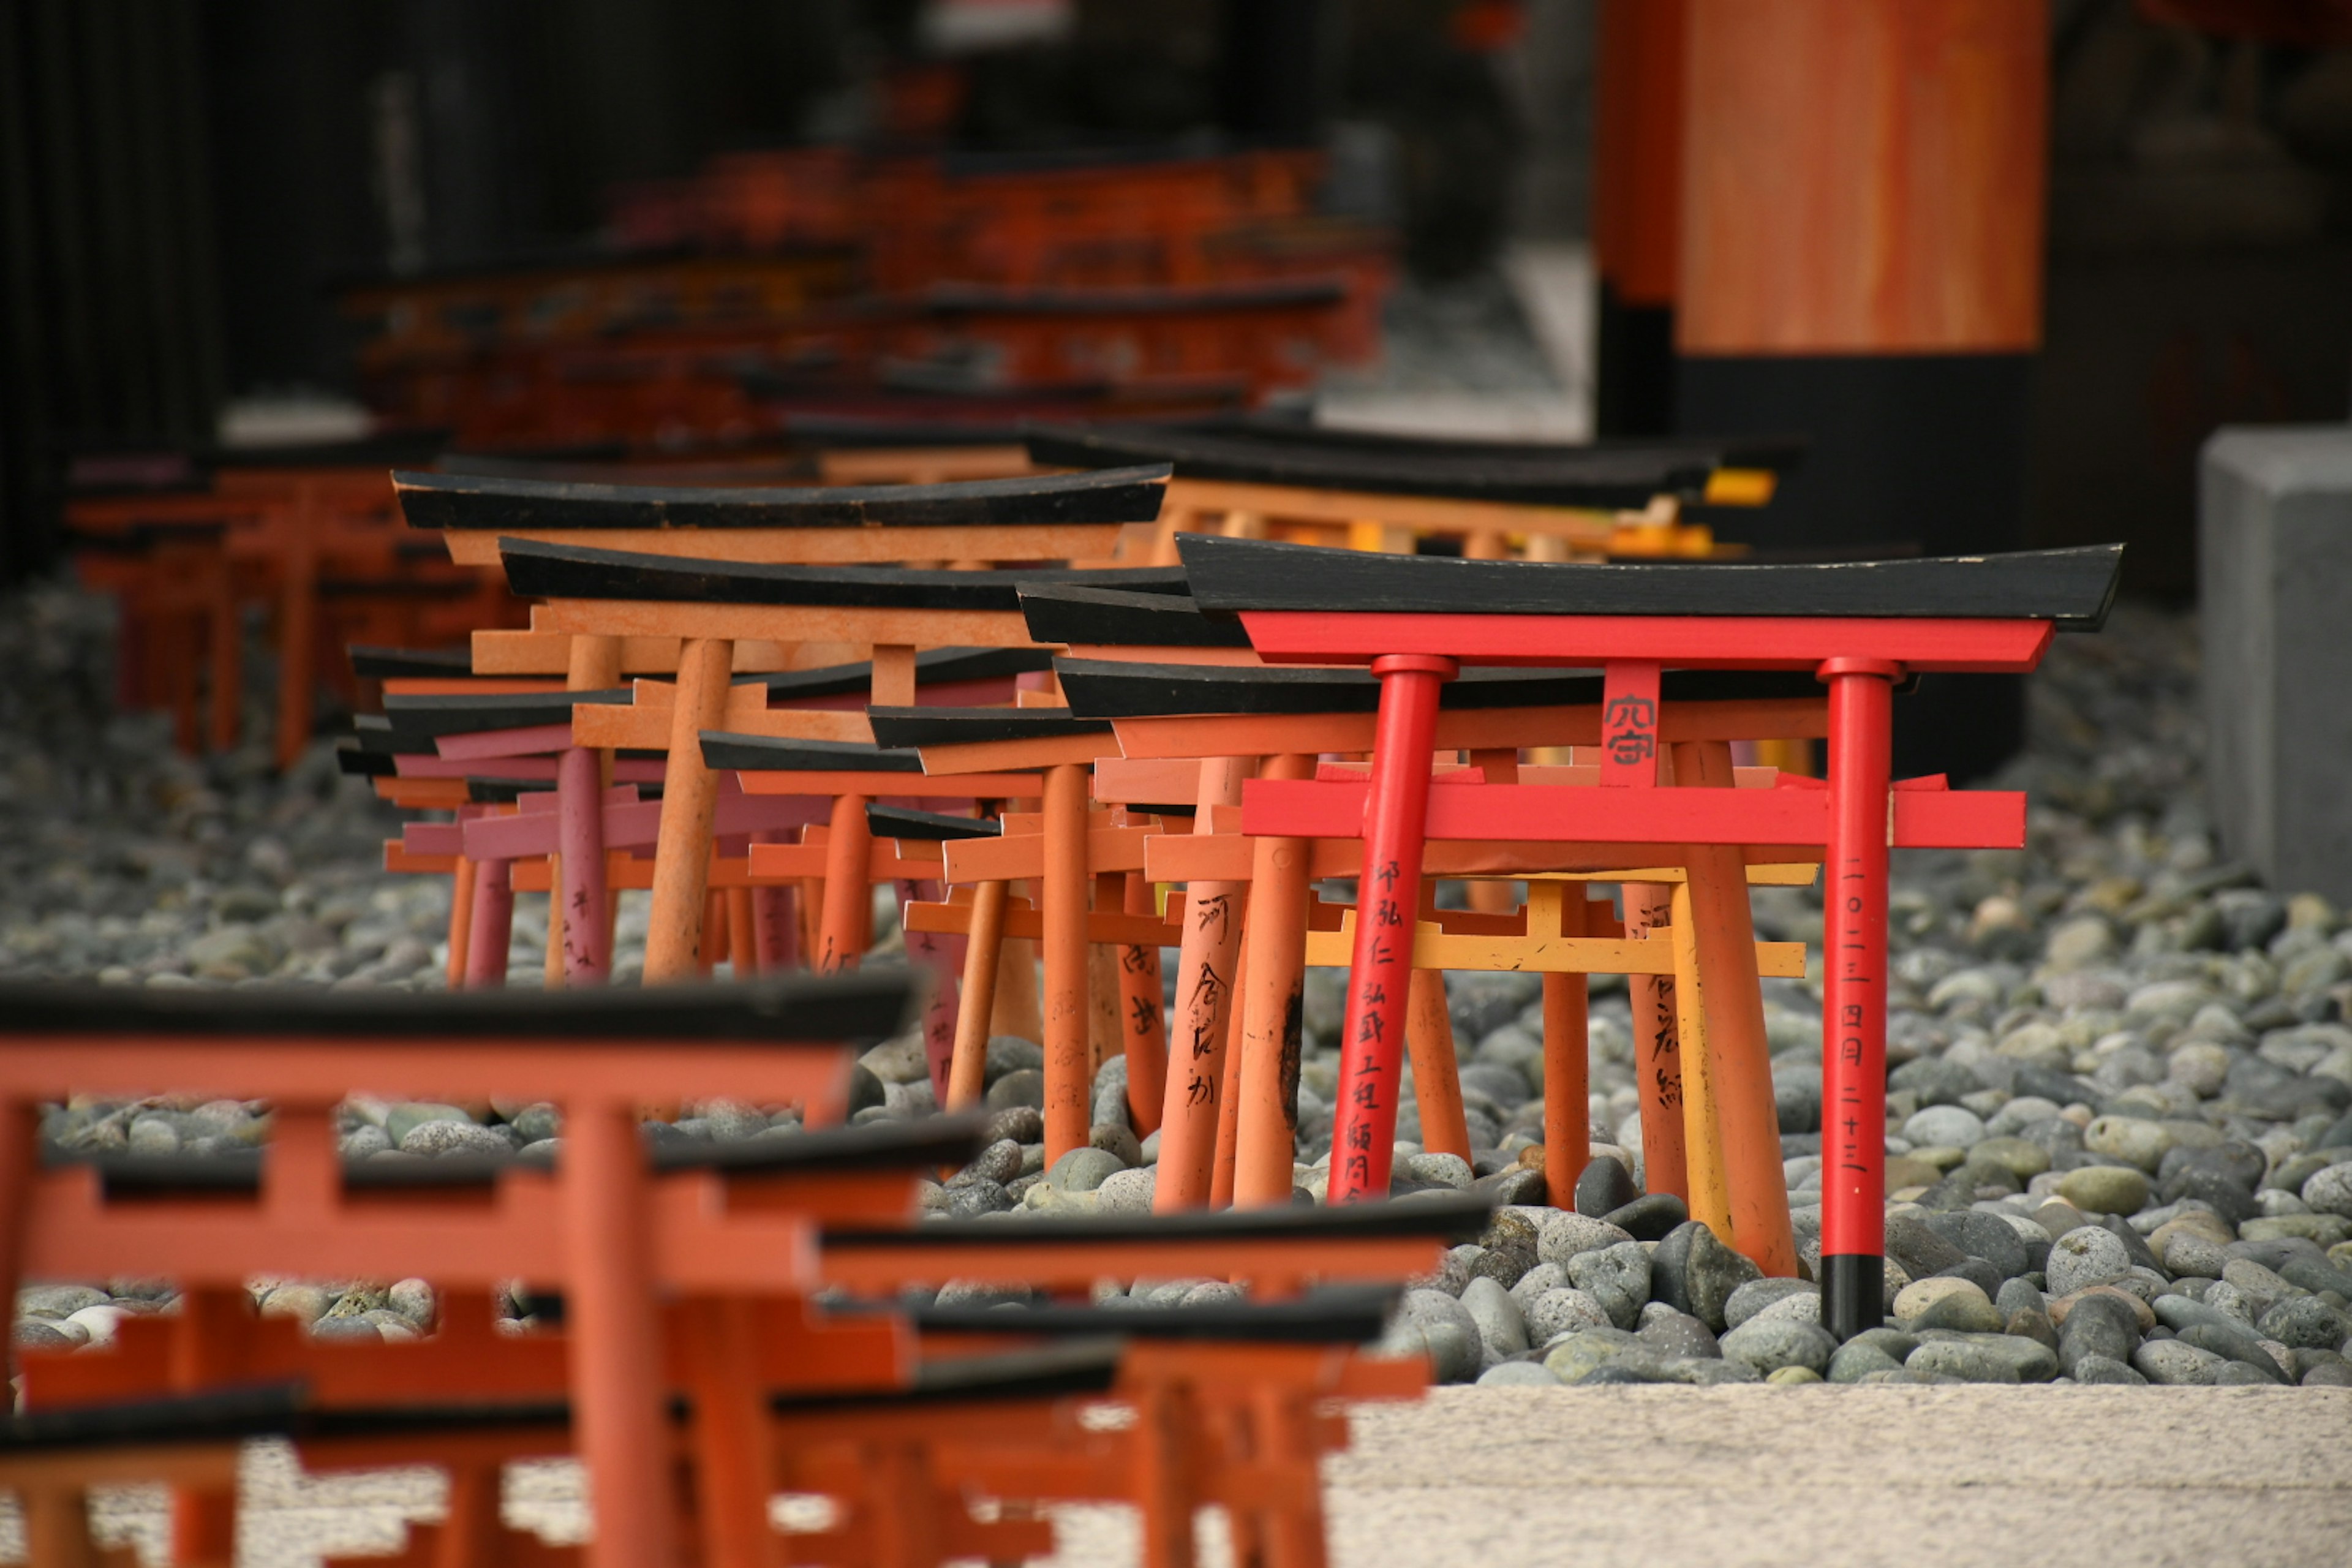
[1328,654,1455,1202]
[1819,658,1899,1338]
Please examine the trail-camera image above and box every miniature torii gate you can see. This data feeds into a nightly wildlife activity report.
[708,732,1053,1101]
[1019,571,1839,1217]
[392,464,1171,982]
[1072,663,1826,1227]
[494,544,1179,986]
[1024,423,1795,562]
[865,706,1182,1163]
[1180,532,2124,1338]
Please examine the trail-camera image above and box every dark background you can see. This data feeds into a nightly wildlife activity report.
[2,0,2348,589]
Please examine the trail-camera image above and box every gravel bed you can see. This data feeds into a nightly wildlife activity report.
[6,581,2350,1392]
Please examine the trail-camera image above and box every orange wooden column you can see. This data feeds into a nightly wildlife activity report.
[1678,0,2047,367]
[644,638,734,982]
[1540,892,1591,1210]
[1154,758,1251,1211]
[1677,0,2050,777]
[1039,763,1093,1161]
[1229,754,1315,1208]
[1670,739,1796,1276]
[1623,882,1689,1201]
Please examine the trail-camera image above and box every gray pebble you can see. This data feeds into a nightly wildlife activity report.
[1905,1339,2022,1383]
[398,1118,512,1159]
[2133,1339,2226,1385]
[1719,1317,1837,1376]
[1828,1341,1905,1382]
[1094,1166,1157,1215]
[2046,1226,2133,1296]
[1459,1276,1530,1363]
[1565,1240,1651,1330]
[1476,1361,1561,1387]
[1046,1146,1123,1194]
[1722,1278,1819,1330]
[2071,1352,2150,1384]
[1679,1224,1764,1333]
[1390,1289,1483,1384]
[1523,1287,1613,1344]
[954,1138,1025,1188]
[1635,1306,1721,1361]
[1536,1211,1634,1268]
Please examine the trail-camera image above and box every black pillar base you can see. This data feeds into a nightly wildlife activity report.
[1676,351,2035,782]
[1820,1253,1885,1343]
[1596,282,1675,439]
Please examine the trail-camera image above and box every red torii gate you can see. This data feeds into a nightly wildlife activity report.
[1179,533,2124,1338]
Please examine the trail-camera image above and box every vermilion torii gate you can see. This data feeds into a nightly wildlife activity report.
[1178,533,2123,1338]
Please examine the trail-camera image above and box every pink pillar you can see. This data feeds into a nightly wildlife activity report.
[462,857,514,989]
[557,748,611,984]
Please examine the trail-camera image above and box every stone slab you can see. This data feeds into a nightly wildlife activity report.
[31,1388,2347,1566]
[2200,425,2352,902]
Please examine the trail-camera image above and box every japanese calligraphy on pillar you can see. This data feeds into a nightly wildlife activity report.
[1599,660,1662,787]
[1833,856,1875,1183]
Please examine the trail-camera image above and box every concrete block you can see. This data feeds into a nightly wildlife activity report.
[2201,425,2352,903]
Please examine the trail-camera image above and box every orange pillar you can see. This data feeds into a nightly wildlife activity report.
[945,880,1010,1112]
[644,638,733,982]
[1230,755,1314,1207]
[1154,758,1251,1211]
[1673,739,1796,1276]
[560,1099,677,1568]
[1039,763,1092,1162]
[1119,870,1169,1136]
[1540,890,1591,1210]
[816,793,875,970]
[1624,882,1689,1200]
[1678,0,2049,775]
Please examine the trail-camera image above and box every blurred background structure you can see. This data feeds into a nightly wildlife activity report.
[2,0,2350,756]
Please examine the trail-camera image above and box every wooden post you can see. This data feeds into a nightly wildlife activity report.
[1088,905,1123,1074]
[680,1298,784,1568]
[560,1099,677,1568]
[1231,753,1314,1208]
[168,1288,244,1567]
[545,867,567,988]
[1210,935,1251,1209]
[1668,877,1731,1243]
[726,887,758,974]
[1155,758,1251,1211]
[1673,739,1796,1276]
[560,633,624,985]
[1328,655,1456,1202]
[1405,968,1471,1162]
[445,855,477,990]
[1041,763,1092,1161]
[1820,658,1899,1336]
[644,638,733,982]
[900,876,965,1101]
[817,793,876,970]
[463,856,514,989]
[946,880,1010,1111]
[1678,0,2049,775]
[1624,881,1687,1199]
[557,747,611,983]
[1119,870,1169,1136]
[1539,885,1591,1209]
